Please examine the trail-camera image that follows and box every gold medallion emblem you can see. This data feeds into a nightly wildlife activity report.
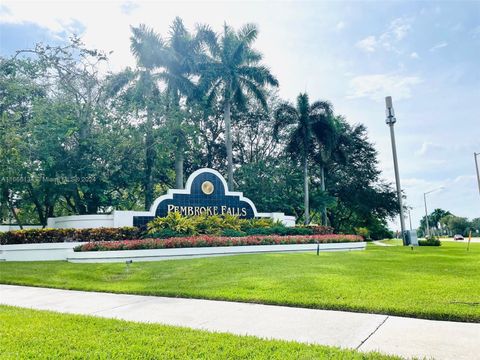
[201,181,214,195]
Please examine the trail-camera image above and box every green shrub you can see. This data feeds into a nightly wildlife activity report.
[221,229,247,237]
[304,225,334,235]
[354,227,370,240]
[245,226,313,236]
[0,227,140,245]
[145,229,182,239]
[147,212,198,236]
[145,213,335,238]
[243,217,276,230]
[419,236,441,246]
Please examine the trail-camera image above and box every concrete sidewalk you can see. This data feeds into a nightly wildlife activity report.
[1,285,479,360]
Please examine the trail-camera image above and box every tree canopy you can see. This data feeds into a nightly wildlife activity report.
[0,18,399,237]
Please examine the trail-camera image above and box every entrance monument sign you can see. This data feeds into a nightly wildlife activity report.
[133,168,258,226]
[47,168,295,229]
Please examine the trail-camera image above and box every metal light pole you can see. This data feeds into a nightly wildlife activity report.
[385,96,407,245]
[408,208,413,231]
[423,192,430,238]
[475,152,480,197]
[423,187,444,238]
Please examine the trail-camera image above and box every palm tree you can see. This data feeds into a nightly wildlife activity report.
[106,25,165,210]
[314,115,348,225]
[274,93,336,225]
[159,18,205,189]
[109,20,207,196]
[199,23,278,189]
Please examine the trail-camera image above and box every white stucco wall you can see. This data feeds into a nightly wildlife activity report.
[1,241,366,262]
[0,242,85,261]
[47,215,114,229]
[45,211,296,229]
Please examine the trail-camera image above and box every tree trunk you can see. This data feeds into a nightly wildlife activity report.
[320,165,327,226]
[224,100,234,190]
[144,110,155,210]
[174,142,184,189]
[303,155,310,225]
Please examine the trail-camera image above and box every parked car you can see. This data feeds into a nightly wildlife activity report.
[453,234,464,241]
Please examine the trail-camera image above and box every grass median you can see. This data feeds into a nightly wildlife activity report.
[0,242,479,322]
[0,305,397,359]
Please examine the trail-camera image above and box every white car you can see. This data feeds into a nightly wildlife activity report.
[453,234,464,241]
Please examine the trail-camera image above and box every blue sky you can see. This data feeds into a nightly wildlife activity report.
[1,1,479,229]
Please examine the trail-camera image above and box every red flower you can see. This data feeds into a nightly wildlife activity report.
[74,234,363,252]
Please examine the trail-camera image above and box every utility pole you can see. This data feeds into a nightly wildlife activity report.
[385,96,407,246]
[475,152,480,197]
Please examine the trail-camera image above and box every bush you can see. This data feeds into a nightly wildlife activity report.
[0,227,141,245]
[147,212,301,237]
[221,229,247,237]
[419,236,441,246]
[145,229,183,239]
[354,227,370,240]
[74,234,364,252]
[245,226,314,236]
[147,212,198,236]
[305,225,334,235]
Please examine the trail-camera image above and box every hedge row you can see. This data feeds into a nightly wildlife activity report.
[0,225,335,245]
[74,234,363,252]
[0,227,141,245]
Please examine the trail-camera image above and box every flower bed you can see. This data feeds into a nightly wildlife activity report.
[74,234,363,252]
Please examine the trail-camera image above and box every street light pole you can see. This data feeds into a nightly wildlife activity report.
[475,152,480,197]
[423,193,430,237]
[408,208,413,231]
[385,96,407,246]
[423,187,444,238]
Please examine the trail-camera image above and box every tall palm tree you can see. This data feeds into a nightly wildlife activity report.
[109,20,207,195]
[159,18,203,189]
[314,115,347,225]
[274,93,336,225]
[199,23,278,190]
[106,25,165,210]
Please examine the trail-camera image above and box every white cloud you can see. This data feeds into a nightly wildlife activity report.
[336,21,345,30]
[121,1,140,15]
[356,35,377,52]
[410,52,419,59]
[430,42,448,52]
[356,17,413,54]
[388,17,411,41]
[347,73,422,101]
[415,142,445,156]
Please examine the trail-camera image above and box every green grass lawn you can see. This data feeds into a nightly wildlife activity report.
[378,239,403,246]
[1,242,479,322]
[0,305,397,360]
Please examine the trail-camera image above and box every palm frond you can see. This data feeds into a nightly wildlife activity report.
[239,77,267,109]
[237,23,258,45]
[273,102,298,139]
[104,68,136,96]
[232,86,247,111]
[238,65,278,86]
[310,100,333,117]
[205,79,222,108]
[130,24,165,69]
[195,24,219,57]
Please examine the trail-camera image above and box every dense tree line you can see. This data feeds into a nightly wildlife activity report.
[0,18,399,238]
[418,208,479,237]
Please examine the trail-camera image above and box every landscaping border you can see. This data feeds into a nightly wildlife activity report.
[0,241,366,262]
[67,242,366,263]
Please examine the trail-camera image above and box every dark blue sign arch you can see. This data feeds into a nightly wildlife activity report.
[133,168,259,227]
